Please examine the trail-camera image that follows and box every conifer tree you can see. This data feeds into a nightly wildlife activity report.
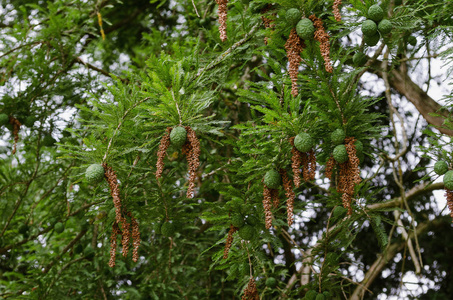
[1,0,453,299]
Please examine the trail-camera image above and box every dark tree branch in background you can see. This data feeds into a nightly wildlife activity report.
[75,57,128,83]
[371,60,453,136]
[367,182,444,210]
[350,218,444,300]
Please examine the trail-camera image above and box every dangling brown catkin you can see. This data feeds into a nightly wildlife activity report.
[242,277,259,300]
[156,127,172,180]
[183,126,200,198]
[8,116,21,155]
[325,155,336,180]
[444,189,453,222]
[333,0,342,22]
[121,216,131,257]
[308,149,317,180]
[223,225,238,259]
[216,0,228,42]
[263,185,273,229]
[109,222,121,268]
[285,28,305,97]
[280,169,295,226]
[271,188,280,209]
[309,15,333,73]
[290,137,303,187]
[129,212,141,262]
[301,151,310,181]
[261,4,276,45]
[104,164,123,226]
[338,137,361,215]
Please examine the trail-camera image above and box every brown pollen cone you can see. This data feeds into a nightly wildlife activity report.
[182,126,200,198]
[280,169,295,226]
[223,224,238,259]
[216,0,228,42]
[156,127,172,180]
[301,151,310,181]
[309,15,333,73]
[104,164,123,226]
[337,137,361,215]
[129,212,141,262]
[285,28,305,97]
[109,222,121,268]
[445,189,453,222]
[333,0,342,22]
[263,185,273,229]
[290,137,302,187]
[325,155,336,180]
[121,216,131,257]
[307,149,317,180]
[242,277,259,300]
[271,188,280,208]
[261,4,276,45]
[8,116,21,155]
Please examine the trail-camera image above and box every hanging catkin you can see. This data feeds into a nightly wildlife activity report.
[309,15,333,73]
[444,189,453,222]
[337,137,361,215]
[9,116,21,155]
[280,169,295,226]
[263,185,273,229]
[156,127,172,180]
[242,277,259,300]
[223,225,238,259]
[285,28,305,96]
[216,0,228,42]
[333,0,342,22]
[182,126,200,198]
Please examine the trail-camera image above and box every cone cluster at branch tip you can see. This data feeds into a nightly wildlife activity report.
[309,15,333,73]
[216,0,228,42]
[242,277,259,300]
[223,224,238,259]
[285,28,305,97]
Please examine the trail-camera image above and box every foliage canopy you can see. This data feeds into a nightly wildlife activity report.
[1,0,453,299]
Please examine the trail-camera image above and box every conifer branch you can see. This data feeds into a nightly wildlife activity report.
[43,229,88,273]
[195,22,260,78]
[102,97,151,162]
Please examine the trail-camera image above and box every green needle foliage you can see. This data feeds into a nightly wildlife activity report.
[1,0,453,299]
